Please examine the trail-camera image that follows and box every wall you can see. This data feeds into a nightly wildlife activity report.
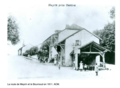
[48,46,52,62]
[48,34,59,62]
[96,55,100,66]
[65,30,100,66]
[51,47,58,58]
[58,29,78,42]
[60,47,65,66]
[48,29,78,62]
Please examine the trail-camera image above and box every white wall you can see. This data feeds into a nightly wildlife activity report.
[58,29,78,42]
[51,47,58,58]
[96,55,100,66]
[65,30,100,66]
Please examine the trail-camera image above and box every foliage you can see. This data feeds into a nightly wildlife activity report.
[7,16,20,45]
[93,7,115,52]
[23,52,28,57]
[37,49,49,63]
[41,41,50,51]
[110,7,115,19]
[24,46,38,56]
[93,22,115,51]
[37,50,43,59]
[25,49,31,55]
[38,42,50,62]
[29,46,38,55]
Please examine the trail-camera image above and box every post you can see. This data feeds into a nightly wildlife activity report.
[20,49,22,55]
[74,48,80,70]
[102,53,106,68]
[60,53,62,66]
[18,50,19,55]
[100,52,106,68]
[95,55,100,67]
[48,46,52,63]
[75,53,78,70]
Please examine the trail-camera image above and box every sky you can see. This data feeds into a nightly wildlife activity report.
[7,1,114,55]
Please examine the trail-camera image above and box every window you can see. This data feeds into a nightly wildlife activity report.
[75,40,79,46]
[75,40,81,46]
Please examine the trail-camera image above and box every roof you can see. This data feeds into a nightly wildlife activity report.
[70,41,108,54]
[42,33,55,44]
[42,25,102,46]
[18,46,25,50]
[83,28,102,40]
[58,27,102,44]
[79,41,106,51]
[42,28,81,44]
[18,44,33,51]
[42,28,68,44]
[58,29,83,44]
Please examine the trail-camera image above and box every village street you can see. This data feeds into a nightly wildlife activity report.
[7,55,115,80]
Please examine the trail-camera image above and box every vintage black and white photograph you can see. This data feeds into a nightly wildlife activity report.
[7,1,115,81]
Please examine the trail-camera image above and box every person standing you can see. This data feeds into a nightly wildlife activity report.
[54,59,57,65]
[73,60,75,70]
[79,61,83,71]
[58,61,61,70]
[95,63,98,76]
[84,64,87,71]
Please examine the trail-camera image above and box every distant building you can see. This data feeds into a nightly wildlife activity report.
[18,44,33,55]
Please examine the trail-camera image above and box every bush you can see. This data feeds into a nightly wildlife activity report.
[25,50,30,55]
[49,58,54,63]
[25,46,38,56]
[30,46,38,55]
[23,52,28,57]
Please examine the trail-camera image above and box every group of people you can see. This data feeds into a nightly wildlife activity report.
[55,59,99,76]
[79,61,88,71]
[73,61,87,71]
[73,61,99,76]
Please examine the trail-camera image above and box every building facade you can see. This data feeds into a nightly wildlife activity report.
[41,25,107,70]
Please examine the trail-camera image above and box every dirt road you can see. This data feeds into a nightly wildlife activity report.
[7,55,115,80]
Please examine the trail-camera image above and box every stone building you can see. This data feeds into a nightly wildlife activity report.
[41,24,108,70]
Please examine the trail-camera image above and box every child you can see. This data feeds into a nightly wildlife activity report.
[84,64,87,71]
[73,60,75,70]
[58,61,61,70]
[79,61,83,71]
[54,58,57,65]
[95,63,98,76]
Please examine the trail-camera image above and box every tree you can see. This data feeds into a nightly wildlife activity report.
[93,7,115,64]
[110,7,115,19]
[37,50,43,60]
[93,22,115,51]
[93,7,115,52]
[41,40,50,52]
[25,49,31,55]
[23,50,30,56]
[7,16,20,45]
[29,46,38,55]
[102,22,115,51]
